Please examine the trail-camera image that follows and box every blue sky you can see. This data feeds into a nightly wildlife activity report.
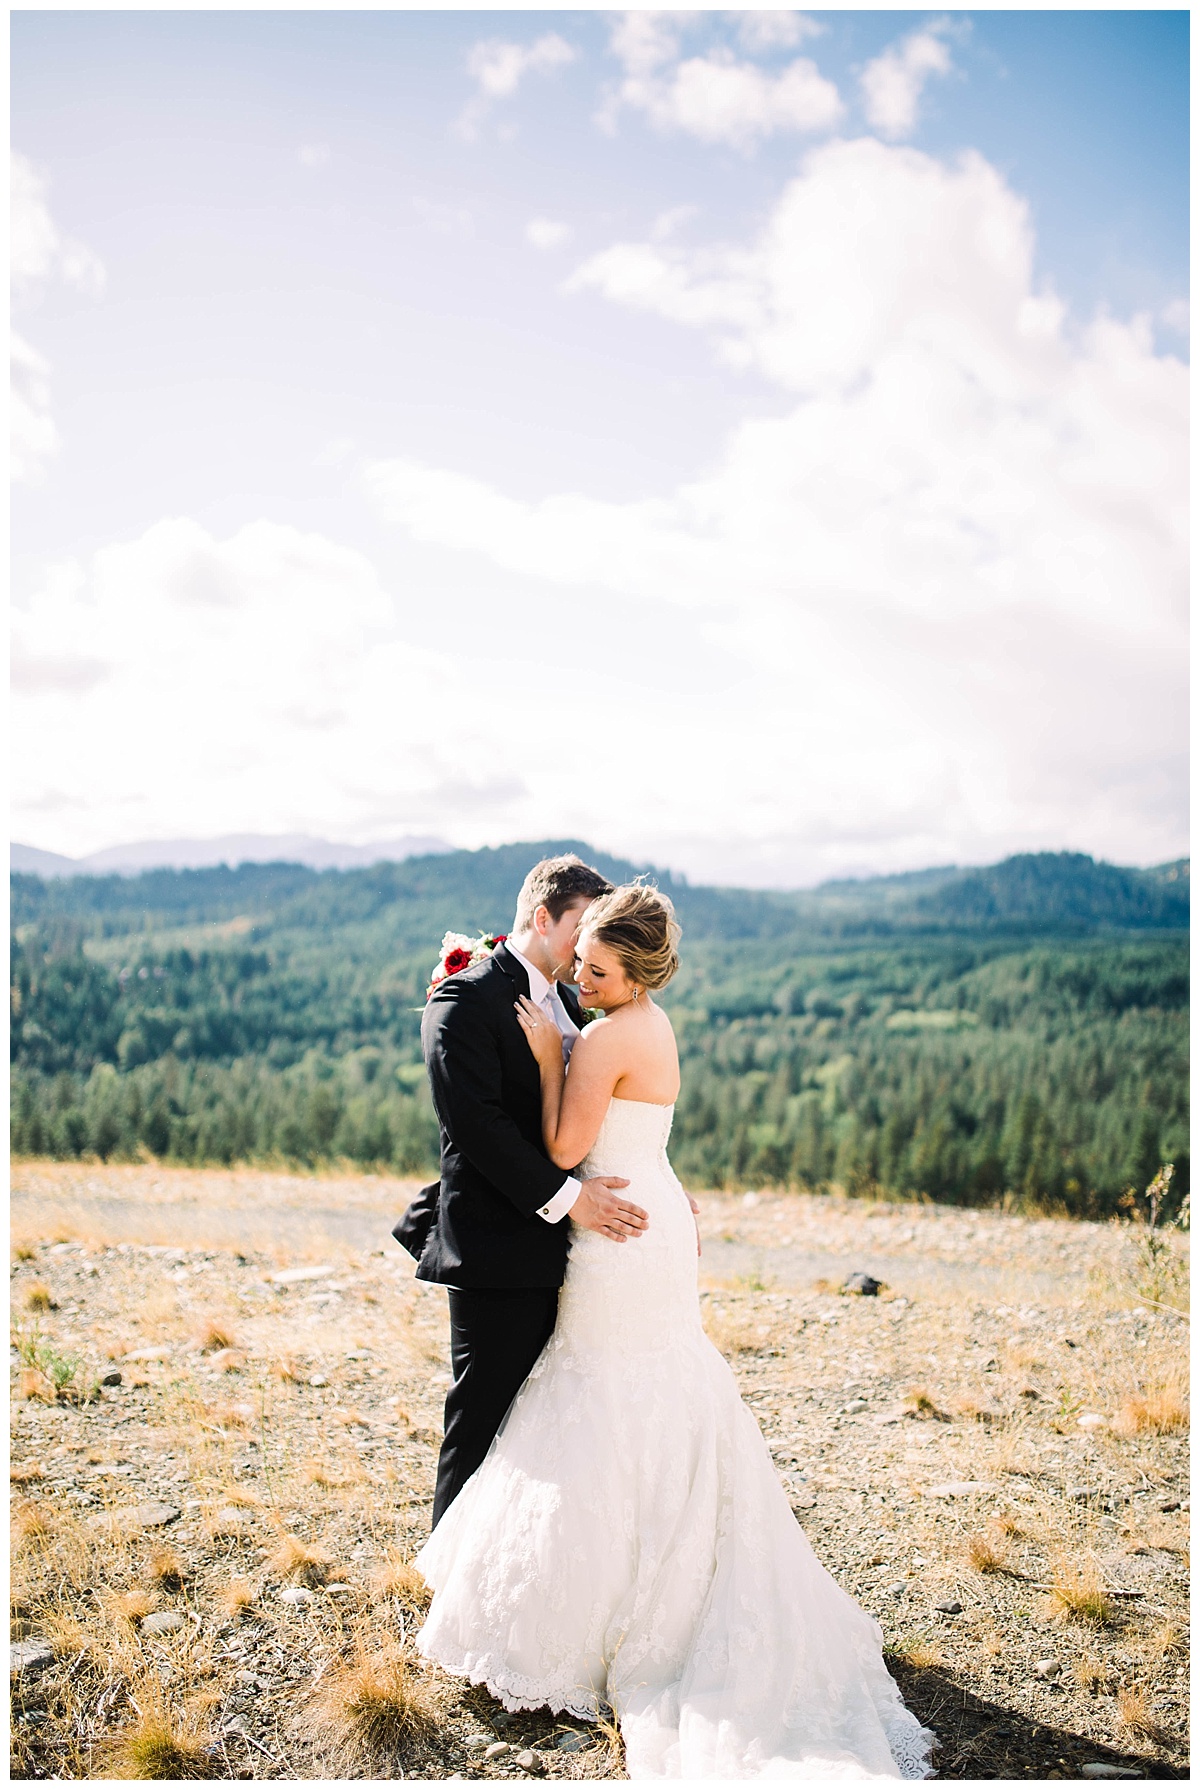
[11,10,1189,886]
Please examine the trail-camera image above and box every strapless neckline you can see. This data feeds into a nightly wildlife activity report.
[609,1095,676,1110]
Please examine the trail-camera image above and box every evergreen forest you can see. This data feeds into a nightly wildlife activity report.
[10,842,1189,1219]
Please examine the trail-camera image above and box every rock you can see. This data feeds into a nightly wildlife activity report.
[279,1587,314,1605]
[10,1640,55,1678]
[141,1611,185,1636]
[128,1501,182,1531]
[325,1582,352,1594]
[484,1740,510,1759]
[123,1345,172,1362]
[207,1506,251,1537]
[933,1599,963,1614]
[513,1750,544,1774]
[1034,1658,1063,1679]
[209,1349,245,1373]
[100,1370,122,1387]
[841,1398,869,1415]
[222,1715,251,1737]
[791,1491,817,1510]
[1158,1498,1180,1512]
[1080,1766,1143,1780]
[842,1273,881,1296]
[554,1731,589,1752]
[884,1581,908,1599]
[925,1482,990,1499]
[464,1734,492,1752]
[1077,1413,1107,1431]
[308,1374,329,1388]
[269,1266,336,1286]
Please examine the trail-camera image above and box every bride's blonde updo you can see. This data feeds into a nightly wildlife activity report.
[580,881,681,992]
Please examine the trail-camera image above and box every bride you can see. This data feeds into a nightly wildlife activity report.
[414,884,936,1780]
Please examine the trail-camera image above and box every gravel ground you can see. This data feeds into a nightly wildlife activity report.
[9,1162,1190,1781]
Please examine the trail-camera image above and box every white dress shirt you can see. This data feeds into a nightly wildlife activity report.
[504,939,583,1224]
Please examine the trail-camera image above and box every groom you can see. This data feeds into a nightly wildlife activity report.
[397,853,651,1527]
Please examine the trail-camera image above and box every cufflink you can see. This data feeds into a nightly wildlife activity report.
[538,1205,550,1217]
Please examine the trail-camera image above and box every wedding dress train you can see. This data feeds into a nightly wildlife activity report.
[415,1098,936,1780]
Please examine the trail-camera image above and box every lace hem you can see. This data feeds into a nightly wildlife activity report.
[416,1631,602,1722]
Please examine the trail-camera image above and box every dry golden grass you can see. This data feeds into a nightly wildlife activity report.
[24,1280,58,1313]
[11,1460,44,1484]
[1072,1653,1115,1695]
[106,1588,159,1626]
[1115,1683,1170,1744]
[12,1240,37,1261]
[147,1548,188,1592]
[19,1365,58,1403]
[890,1635,945,1669]
[192,1316,238,1352]
[269,1533,334,1587]
[1044,1558,1114,1628]
[13,1499,54,1548]
[1111,1382,1189,1438]
[965,1530,1009,1574]
[903,1387,947,1420]
[219,1577,256,1616]
[372,1548,430,1608]
[108,1690,216,1780]
[275,1354,304,1383]
[302,1461,340,1488]
[1144,1619,1185,1661]
[309,1640,436,1764]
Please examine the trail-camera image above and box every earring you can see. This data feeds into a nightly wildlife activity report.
[632,987,640,1002]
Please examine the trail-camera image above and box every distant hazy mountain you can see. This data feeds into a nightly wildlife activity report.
[10,833,450,877]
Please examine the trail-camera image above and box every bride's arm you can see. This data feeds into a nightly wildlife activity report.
[515,999,621,1168]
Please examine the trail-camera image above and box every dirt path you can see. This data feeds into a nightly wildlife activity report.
[10,1162,1190,1780]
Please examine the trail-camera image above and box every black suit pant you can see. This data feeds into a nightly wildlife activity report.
[432,1285,559,1528]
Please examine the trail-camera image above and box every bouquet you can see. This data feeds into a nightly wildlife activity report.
[426,930,507,1001]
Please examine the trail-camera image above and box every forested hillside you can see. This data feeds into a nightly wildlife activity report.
[10,843,1189,1217]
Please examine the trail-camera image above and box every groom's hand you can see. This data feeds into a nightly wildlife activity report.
[573,1176,648,1243]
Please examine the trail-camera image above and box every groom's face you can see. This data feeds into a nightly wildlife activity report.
[543,898,594,982]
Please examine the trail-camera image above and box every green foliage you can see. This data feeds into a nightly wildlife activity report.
[11,1322,99,1403]
[9,844,1189,1214]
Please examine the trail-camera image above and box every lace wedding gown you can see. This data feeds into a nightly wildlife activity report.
[415,1099,936,1780]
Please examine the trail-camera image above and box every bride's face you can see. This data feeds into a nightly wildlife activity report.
[573,932,636,1010]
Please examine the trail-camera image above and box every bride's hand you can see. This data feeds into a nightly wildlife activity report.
[515,996,563,1068]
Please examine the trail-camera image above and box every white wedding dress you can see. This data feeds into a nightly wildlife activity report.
[415,1099,936,1780]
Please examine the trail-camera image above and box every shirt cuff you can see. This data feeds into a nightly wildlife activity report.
[536,1176,581,1223]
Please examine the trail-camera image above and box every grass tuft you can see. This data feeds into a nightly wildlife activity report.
[11,1460,45,1484]
[903,1387,948,1421]
[13,1241,37,1262]
[310,1642,436,1761]
[1044,1558,1114,1627]
[193,1317,237,1352]
[1112,1383,1189,1438]
[1115,1683,1169,1744]
[25,1282,58,1313]
[372,1549,430,1608]
[219,1577,256,1616]
[888,1634,945,1669]
[147,1548,188,1592]
[13,1500,54,1548]
[965,1531,1009,1574]
[269,1533,333,1587]
[108,1588,159,1625]
[111,1701,216,1779]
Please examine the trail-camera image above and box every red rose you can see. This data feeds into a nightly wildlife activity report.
[493,934,507,944]
[444,948,472,974]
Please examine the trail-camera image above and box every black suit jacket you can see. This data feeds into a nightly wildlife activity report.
[398,943,586,1289]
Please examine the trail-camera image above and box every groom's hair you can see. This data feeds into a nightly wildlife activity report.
[514,855,613,932]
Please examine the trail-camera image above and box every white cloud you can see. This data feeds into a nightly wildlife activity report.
[860,22,955,138]
[1160,297,1189,337]
[602,15,841,147]
[526,217,572,251]
[11,153,106,483]
[12,152,105,296]
[735,12,823,53]
[297,143,331,168]
[10,332,59,483]
[458,32,576,139]
[360,137,1187,882]
[412,196,474,238]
